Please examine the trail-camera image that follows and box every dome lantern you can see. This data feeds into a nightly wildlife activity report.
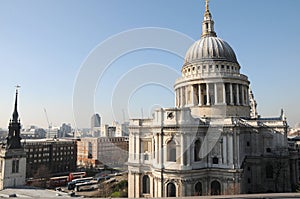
[201,0,217,38]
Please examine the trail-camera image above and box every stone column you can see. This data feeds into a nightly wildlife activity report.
[233,128,238,169]
[134,173,137,198]
[180,134,184,166]
[150,175,153,197]
[128,172,135,198]
[134,135,137,160]
[198,84,202,106]
[140,140,144,163]
[176,89,179,107]
[129,134,133,161]
[191,140,195,164]
[186,135,191,166]
[241,85,245,106]
[245,87,249,106]
[185,86,189,107]
[236,84,240,105]
[159,134,163,167]
[180,88,184,108]
[228,135,233,166]
[136,173,140,197]
[206,84,210,106]
[236,132,240,168]
[214,83,218,105]
[222,83,226,104]
[155,135,159,164]
[223,135,227,165]
[191,85,195,106]
[230,83,234,105]
[181,181,186,197]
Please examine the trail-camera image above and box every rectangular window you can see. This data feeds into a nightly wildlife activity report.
[12,159,19,173]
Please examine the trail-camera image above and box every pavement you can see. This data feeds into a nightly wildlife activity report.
[0,186,72,198]
[1,186,300,198]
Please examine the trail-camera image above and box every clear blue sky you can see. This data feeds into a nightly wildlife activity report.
[0,0,299,129]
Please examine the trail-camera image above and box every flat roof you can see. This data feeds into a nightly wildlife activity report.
[0,186,70,198]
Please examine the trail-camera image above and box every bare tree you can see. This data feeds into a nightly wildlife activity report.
[272,147,289,192]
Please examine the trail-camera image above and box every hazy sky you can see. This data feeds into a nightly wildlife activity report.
[0,0,299,129]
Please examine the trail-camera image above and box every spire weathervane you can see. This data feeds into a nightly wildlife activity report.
[15,85,20,90]
[205,0,210,12]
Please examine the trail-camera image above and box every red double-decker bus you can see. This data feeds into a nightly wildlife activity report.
[48,176,69,188]
[68,171,86,181]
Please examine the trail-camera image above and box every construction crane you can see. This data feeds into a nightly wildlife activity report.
[44,108,52,138]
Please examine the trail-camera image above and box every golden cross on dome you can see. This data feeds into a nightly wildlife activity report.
[205,0,210,12]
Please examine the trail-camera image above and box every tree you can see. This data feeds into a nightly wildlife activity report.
[31,165,51,188]
[272,147,289,192]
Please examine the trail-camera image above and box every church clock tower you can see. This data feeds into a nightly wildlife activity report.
[0,87,26,190]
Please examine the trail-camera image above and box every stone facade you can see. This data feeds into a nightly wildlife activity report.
[127,108,291,197]
[127,1,295,197]
[0,149,26,189]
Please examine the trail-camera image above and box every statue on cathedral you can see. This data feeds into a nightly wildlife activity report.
[249,88,258,119]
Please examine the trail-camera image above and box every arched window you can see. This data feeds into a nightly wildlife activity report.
[167,182,176,197]
[212,157,219,164]
[167,140,176,162]
[194,140,201,162]
[144,153,149,161]
[266,164,273,179]
[142,175,150,194]
[211,180,221,195]
[88,142,93,159]
[194,182,202,196]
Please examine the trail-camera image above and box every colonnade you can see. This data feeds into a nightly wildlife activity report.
[176,83,249,108]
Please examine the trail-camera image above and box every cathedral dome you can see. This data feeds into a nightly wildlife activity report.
[183,1,238,65]
[184,36,238,64]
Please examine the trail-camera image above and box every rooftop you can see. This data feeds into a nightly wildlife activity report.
[0,186,72,198]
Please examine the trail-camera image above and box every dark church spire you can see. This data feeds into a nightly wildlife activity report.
[6,86,22,150]
[12,85,20,123]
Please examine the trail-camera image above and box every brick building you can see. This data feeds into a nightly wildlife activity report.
[23,139,77,178]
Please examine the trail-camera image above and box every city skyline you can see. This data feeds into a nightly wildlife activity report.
[0,0,299,129]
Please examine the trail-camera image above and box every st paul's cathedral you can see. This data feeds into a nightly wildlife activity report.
[127,1,297,197]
